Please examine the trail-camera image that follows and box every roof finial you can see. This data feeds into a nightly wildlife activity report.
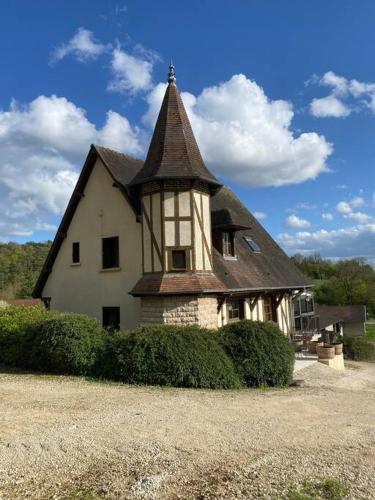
[168,61,176,84]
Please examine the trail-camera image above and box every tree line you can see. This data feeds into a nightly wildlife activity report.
[291,253,375,318]
[0,242,373,318]
[0,242,51,299]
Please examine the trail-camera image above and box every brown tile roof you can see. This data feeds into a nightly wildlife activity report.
[316,304,366,329]
[130,83,220,188]
[131,273,226,296]
[211,187,311,291]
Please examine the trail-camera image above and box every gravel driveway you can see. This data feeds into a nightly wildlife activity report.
[0,362,374,499]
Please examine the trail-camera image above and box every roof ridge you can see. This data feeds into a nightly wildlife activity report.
[92,144,144,164]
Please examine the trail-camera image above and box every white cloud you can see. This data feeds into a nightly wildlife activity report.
[350,196,365,208]
[295,202,317,210]
[278,224,375,261]
[322,212,333,221]
[0,95,144,239]
[309,70,375,118]
[286,214,311,229]
[253,211,267,220]
[336,201,352,214]
[144,75,332,187]
[310,95,351,118]
[51,28,108,63]
[344,211,373,224]
[107,48,156,94]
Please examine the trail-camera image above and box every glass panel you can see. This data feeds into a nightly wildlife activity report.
[294,317,301,331]
[172,250,186,269]
[293,299,300,316]
[244,237,261,253]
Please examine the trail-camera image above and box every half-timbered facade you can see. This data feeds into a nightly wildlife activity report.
[34,64,312,333]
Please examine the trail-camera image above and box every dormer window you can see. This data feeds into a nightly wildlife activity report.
[223,231,235,257]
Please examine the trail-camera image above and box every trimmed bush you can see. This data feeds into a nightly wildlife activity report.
[218,320,294,387]
[343,336,375,362]
[0,305,48,366]
[27,313,106,375]
[96,324,241,389]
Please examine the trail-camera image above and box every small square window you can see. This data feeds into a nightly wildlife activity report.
[72,242,80,264]
[102,236,119,269]
[103,307,120,331]
[244,237,261,253]
[172,250,187,270]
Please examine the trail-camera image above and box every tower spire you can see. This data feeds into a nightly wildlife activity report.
[168,61,176,84]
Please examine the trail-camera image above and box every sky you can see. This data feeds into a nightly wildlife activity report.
[0,0,375,264]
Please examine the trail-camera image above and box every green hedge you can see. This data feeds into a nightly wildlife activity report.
[0,307,295,389]
[218,320,295,387]
[343,336,375,362]
[0,305,48,366]
[27,313,106,375]
[96,324,241,389]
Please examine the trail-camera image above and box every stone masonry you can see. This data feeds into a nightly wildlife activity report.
[141,295,218,329]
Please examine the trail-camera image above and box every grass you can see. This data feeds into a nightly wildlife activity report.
[365,323,375,341]
[285,477,348,500]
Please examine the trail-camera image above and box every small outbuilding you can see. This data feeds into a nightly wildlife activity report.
[315,304,366,337]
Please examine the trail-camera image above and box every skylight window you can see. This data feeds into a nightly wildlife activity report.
[244,237,261,253]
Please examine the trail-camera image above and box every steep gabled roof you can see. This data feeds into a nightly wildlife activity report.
[130,79,220,187]
[34,146,311,298]
[33,145,143,298]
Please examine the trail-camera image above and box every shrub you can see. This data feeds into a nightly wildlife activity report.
[27,313,106,375]
[218,320,294,387]
[96,324,241,389]
[0,305,48,366]
[343,336,375,362]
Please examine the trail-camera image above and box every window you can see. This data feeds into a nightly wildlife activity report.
[223,231,235,257]
[72,242,80,264]
[227,300,244,322]
[264,296,274,322]
[171,249,187,270]
[244,237,261,253]
[102,236,119,269]
[102,307,120,331]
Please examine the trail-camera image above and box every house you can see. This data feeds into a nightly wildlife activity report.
[33,64,312,333]
[315,304,366,337]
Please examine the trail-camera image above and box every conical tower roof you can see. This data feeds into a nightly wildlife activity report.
[131,64,220,187]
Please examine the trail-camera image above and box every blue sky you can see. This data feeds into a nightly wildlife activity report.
[1,0,374,263]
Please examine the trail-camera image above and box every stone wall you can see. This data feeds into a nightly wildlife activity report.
[141,295,218,329]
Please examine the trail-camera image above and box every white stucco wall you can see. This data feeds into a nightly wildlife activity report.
[42,158,142,330]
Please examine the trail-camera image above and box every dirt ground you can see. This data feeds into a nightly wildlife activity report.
[0,362,374,499]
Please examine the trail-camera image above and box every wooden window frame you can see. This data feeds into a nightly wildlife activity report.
[227,299,244,322]
[102,236,119,270]
[167,247,191,272]
[264,295,277,322]
[222,231,235,257]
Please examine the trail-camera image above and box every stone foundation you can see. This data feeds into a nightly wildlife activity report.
[318,353,345,370]
[140,295,218,329]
